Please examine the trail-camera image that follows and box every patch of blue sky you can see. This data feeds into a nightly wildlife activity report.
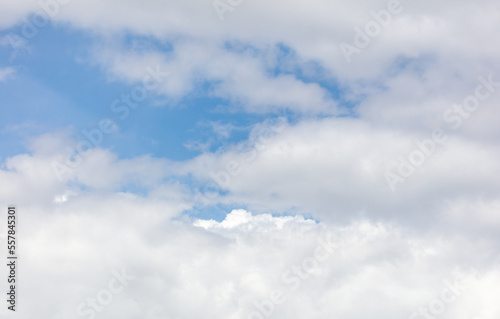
[183,202,240,222]
[0,25,284,163]
[0,24,127,158]
[182,201,321,223]
[388,53,437,80]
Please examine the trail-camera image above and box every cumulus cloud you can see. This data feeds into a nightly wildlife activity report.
[0,186,498,319]
[0,128,497,318]
[183,117,500,228]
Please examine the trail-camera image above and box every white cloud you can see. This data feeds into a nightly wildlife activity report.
[0,197,498,318]
[0,132,499,318]
[91,40,338,114]
[3,0,499,80]
[183,117,500,226]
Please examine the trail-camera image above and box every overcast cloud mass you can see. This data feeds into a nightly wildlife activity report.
[0,0,499,318]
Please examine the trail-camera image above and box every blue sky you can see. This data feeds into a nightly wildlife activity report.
[0,20,348,223]
[0,23,310,165]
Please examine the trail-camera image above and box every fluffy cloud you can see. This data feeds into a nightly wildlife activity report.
[183,116,500,228]
[0,130,498,318]
[0,192,498,319]
[91,40,338,114]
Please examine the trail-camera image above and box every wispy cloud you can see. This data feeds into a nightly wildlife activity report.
[0,66,15,81]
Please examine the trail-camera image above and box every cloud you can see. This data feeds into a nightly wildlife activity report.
[3,0,499,79]
[91,40,338,114]
[183,116,500,227]
[3,0,498,122]
[0,133,183,205]
[0,193,498,318]
[0,130,498,318]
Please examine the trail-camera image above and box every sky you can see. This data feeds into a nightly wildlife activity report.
[0,0,499,318]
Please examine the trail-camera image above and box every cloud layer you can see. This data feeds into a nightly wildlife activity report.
[1,0,500,318]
